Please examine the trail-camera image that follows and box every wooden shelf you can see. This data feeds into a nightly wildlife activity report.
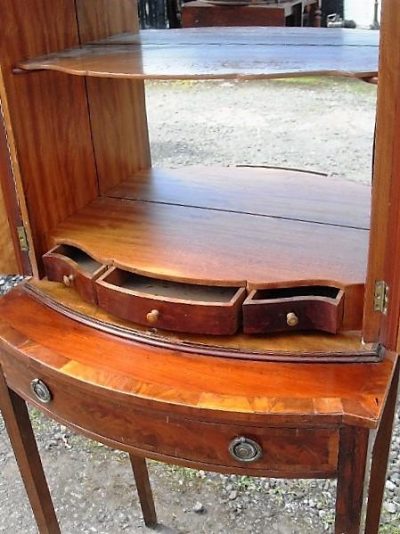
[48,166,370,330]
[18,28,379,81]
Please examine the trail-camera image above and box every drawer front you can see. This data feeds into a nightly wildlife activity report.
[1,354,338,477]
[96,268,246,335]
[43,245,106,305]
[243,288,344,335]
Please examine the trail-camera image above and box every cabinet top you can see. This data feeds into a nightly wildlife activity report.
[18,27,379,81]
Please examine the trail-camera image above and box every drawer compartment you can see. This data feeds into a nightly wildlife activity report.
[96,267,246,335]
[243,285,344,334]
[43,244,107,305]
[1,352,338,478]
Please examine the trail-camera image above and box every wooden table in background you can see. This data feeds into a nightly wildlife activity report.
[182,1,321,28]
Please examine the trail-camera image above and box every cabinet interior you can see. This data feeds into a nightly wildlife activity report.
[1,15,382,356]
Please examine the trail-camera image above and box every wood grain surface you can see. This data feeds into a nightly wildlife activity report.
[18,28,379,81]
[0,286,396,429]
[51,174,368,290]
[363,0,400,350]
[1,1,99,272]
[0,123,18,273]
[27,280,377,363]
[106,166,371,229]
[75,0,151,194]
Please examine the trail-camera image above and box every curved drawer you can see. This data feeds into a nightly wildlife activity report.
[96,267,246,335]
[1,352,338,478]
[43,244,107,305]
[243,286,344,334]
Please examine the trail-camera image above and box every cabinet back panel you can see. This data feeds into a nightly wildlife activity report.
[76,0,151,193]
[1,0,99,274]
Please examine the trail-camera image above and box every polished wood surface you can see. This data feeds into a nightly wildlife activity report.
[26,280,378,362]
[1,347,340,477]
[76,0,140,40]
[106,166,371,229]
[75,0,151,194]
[51,166,368,291]
[335,425,370,534]
[1,1,99,272]
[0,137,18,273]
[363,0,400,352]
[242,287,344,335]
[96,267,247,335]
[365,359,400,533]
[18,28,379,81]
[0,287,396,428]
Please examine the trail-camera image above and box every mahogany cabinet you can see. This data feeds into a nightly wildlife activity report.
[0,1,399,533]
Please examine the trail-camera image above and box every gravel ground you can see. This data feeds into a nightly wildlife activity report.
[1,77,399,533]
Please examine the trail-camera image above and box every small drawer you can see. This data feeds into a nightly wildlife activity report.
[96,267,246,335]
[43,244,107,305]
[243,285,344,335]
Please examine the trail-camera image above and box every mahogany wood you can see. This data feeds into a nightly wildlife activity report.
[50,175,368,314]
[76,0,140,40]
[106,166,371,229]
[18,28,379,81]
[129,456,157,528]
[242,287,344,335]
[75,0,151,194]
[0,288,396,429]
[0,349,339,477]
[0,287,399,532]
[362,0,400,352]
[0,368,60,534]
[43,245,107,305]
[365,359,400,533]
[27,280,379,364]
[335,426,370,534]
[0,123,19,273]
[1,1,99,272]
[96,267,247,335]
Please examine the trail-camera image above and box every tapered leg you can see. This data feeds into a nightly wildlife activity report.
[129,454,158,528]
[0,369,60,534]
[365,361,400,534]
[335,425,370,534]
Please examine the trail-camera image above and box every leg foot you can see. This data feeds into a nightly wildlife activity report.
[129,454,158,528]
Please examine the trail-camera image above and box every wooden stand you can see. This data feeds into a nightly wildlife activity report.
[0,1,398,533]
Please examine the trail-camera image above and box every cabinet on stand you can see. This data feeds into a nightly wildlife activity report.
[0,1,398,533]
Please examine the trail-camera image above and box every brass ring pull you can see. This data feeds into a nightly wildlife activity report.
[146,309,160,324]
[229,436,262,463]
[30,379,52,404]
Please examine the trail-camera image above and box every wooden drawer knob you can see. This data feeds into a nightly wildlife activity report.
[30,378,52,404]
[63,274,75,288]
[229,436,262,463]
[286,312,299,327]
[146,309,160,324]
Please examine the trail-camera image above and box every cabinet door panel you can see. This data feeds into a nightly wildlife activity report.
[0,181,18,274]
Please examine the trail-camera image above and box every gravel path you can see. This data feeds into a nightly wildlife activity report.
[1,77,399,533]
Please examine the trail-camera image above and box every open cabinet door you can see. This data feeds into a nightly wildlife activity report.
[0,181,18,275]
[0,95,32,276]
[363,0,400,351]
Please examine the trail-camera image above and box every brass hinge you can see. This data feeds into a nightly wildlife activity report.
[374,280,389,314]
[17,225,29,252]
